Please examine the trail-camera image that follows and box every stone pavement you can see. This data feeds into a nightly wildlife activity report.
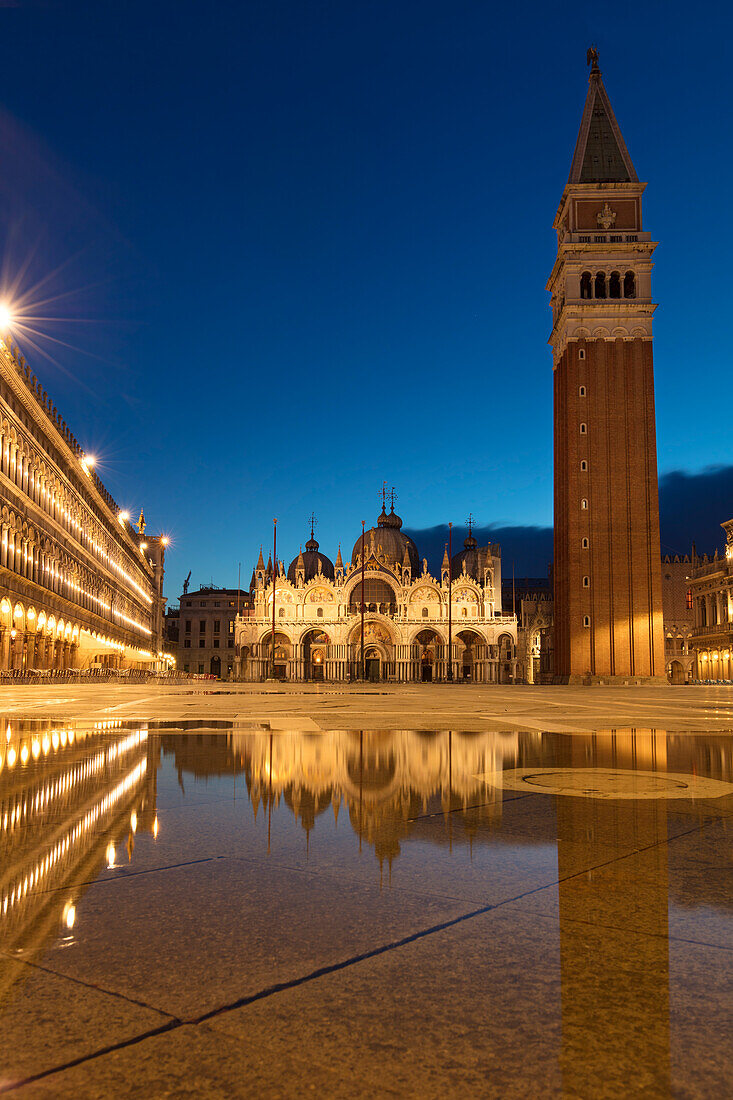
[1,681,733,732]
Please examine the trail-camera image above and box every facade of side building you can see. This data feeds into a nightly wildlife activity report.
[0,334,168,673]
[234,507,517,683]
[660,554,695,684]
[175,585,251,679]
[689,521,733,682]
[511,561,695,685]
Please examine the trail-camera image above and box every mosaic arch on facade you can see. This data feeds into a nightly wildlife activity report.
[235,503,518,683]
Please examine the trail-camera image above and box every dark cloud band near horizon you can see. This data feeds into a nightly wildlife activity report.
[404,466,733,577]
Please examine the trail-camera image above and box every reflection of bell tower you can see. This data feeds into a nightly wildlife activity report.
[549,50,665,681]
[554,731,670,1094]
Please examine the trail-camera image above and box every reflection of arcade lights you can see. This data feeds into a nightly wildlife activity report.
[1,759,147,922]
[106,842,116,868]
[1,728,148,829]
[62,900,76,930]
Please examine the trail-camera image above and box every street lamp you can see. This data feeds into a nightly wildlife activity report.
[0,302,13,331]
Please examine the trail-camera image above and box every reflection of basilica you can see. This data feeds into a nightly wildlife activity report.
[235,505,517,683]
[0,718,158,998]
[234,729,520,866]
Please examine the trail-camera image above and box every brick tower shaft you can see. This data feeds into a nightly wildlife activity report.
[549,52,665,682]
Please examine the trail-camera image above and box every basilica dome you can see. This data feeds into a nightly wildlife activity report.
[287,535,334,583]
[351,506,419,573]
[451,531,497,584]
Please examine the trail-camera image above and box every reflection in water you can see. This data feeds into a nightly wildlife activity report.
[0,717,157,1000]
[1,721,732,1089]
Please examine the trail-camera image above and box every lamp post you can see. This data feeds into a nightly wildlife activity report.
[447,522,453,682]
[360,520,365,681]
[271,518,277,680]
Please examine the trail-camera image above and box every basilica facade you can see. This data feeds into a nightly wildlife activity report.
[235,505,517,683]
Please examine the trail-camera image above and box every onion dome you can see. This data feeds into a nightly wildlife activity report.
[451,527,499,584]
[287,532,334,583]
[351,505,419,573]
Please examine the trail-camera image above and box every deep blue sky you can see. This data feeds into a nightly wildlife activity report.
[1,0,731,598]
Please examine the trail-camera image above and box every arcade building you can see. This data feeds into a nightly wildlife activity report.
[235,505,517,683]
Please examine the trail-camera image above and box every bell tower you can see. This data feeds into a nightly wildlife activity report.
[548,50,665,682]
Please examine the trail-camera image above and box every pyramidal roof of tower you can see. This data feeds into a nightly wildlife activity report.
[568,60,638,185]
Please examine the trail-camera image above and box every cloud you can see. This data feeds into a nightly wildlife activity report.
[405,466,733,577]
[403,523,553,579]
[658,466,733,558]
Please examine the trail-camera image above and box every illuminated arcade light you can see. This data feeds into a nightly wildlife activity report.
[118,511,131,526]
[161,536,169,547]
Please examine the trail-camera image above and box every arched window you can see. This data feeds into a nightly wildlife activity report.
[583,576,590,588]
[461,607,467,617]
[594,271,606,299]
[581,498,588,510]
[609,271,621,298]
[580,422,587,434]
[582,537,589,549]
[317,607,323,618]
[686,589,693,611]
[580,271,592,299]
[579,386,586,396]
[278,608,285,618]
[578,350,586,361]
[624,271,636,298]
[422,607,429,618]
[583,615,591,628]
[580,460,588,471]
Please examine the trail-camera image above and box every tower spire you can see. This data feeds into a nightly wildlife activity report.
[568,49,638,184]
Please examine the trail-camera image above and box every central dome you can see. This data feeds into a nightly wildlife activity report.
[287,534,334,583]
[351,506,419,573]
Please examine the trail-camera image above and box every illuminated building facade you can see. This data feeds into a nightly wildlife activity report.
[235,506,517,683]
[689,519,733,680]
[0,334,168,671]
[174,584,251,679]
[549,52,665,682]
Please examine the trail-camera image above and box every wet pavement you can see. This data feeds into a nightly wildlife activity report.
[1,714,732,1097]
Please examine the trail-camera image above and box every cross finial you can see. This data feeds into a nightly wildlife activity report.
[308,511,317,538]
[388,486,397,511]
[466,512,474,538]
[379,481,388,510]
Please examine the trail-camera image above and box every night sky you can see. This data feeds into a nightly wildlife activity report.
[1,1,731,597]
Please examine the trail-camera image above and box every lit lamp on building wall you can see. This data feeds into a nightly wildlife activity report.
[0,302,14,332]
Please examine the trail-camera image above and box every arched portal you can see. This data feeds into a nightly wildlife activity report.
[415,628,441,682]
[302,628,330,681]
[456,630,483,682]
[210,655,221,678]
[498,632,515,684]
[261,631,292,680]
[669,660,684,685]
